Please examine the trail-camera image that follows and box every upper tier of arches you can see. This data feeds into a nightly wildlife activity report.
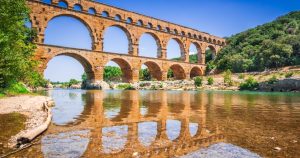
[30,0,225,64]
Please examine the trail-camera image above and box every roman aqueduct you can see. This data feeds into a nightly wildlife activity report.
[27,0,226,83]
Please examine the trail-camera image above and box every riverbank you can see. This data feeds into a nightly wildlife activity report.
[0,95,54,149]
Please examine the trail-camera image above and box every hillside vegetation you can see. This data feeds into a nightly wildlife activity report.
[212,11,300,73]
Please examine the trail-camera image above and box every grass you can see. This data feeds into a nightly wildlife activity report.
[0,82,30,97]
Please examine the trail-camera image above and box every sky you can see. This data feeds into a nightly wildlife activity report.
[43,0,300,82]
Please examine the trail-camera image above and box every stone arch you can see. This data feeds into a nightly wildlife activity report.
[88,7,96,15]
[126,17,133,24]
[101,11,109,17]
[43,51,95,81]
[103,24,133,54]
[104,58,133,82]
[188,42,202,64]
[190,66,203,78]
[44,14,95,50]
[115,14,122,21]
[58,0,68,8]
[73,4,83,12]
[138,32,162,58]
[166,38,186,61]
[142,61,163,81]
[169,64,186,80]
[206,45,217,59]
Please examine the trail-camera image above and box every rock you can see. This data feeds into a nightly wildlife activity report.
[132,152,139,157]
[274,147,281,151]
[84,81,110,90]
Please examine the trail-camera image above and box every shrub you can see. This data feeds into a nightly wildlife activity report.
[238,74,245,79]
[2,82,29,95]
[116,84,135,90]
[207,77,214,85]
[194,76,203,87]
[268,75,278,84]
[223,70,233,86]
[285,72,294,78]
[239,76,259,90]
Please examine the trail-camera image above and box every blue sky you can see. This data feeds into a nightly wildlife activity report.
[43,0,300,82]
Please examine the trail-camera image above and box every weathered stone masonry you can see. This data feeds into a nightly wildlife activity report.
[27,0,226,83]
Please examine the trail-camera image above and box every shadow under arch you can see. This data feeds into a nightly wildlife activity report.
[190,66,203,78]
[206,45,217,60]
[104,58,133,83]
[103,24,133,54]
[43,14,95,50]
[169,64,186,80]
[138,32,162,58]
[142,61,163,81]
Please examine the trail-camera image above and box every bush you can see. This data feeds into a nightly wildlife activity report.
[285,72,294,78]
[194,76,203,87]
[223,70,233,86]
[116,84,135,90]
[238,74,245,79]
[207,77,214,85]
[268,75,278,84]
[1,82,29,96]
[239,76,259,90]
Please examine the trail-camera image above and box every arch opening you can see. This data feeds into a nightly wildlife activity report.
[104,59,133,83]
[102,11,109,17]
[88,8,96,15]
[73,4,82,12]
[42,0,52,4]
[103,25,132,54]
[206,45,217,64]
[167,38,185,61]
[168,64,186,80]
[44,54,94,85]
[189,43,201,64]
[140,62,162,81]
[126,17,133,24]
[58,0,68,8]
[44,15,93,50]
[115,14,121,21]
[190,67,203,78]
[138,33,161,58]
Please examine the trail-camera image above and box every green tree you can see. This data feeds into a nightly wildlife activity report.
[104,66,122,82]
[194,76,203,87]
[223,70,233,86]
[0,0,43,90]
[207,77,214,85]
[69,79,80,87]
[139,69,151,81]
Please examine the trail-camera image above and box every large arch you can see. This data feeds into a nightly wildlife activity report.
[168,64,186,80]
[44,15,94,50]
[188,42,202,64]
[104,58,133,83]
[103,25,133,54]
[43,52,95,81]
[190,66,203,78]
[138,33,162,58]
[141,61,163,81]
[205,45,217,63]
[167,38,185,61]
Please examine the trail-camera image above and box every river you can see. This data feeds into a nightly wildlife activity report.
[12,90,300,157]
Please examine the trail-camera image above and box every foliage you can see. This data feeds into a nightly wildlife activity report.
[116,84,135,90]
[139,69,151,81]
[104,66,122,82]
[0,0,44,90]
[268,75,278,84]
[68,79,80,87]
[285,72,294,78]
[194,76,203,87]
[0,82,29,96]
[223,70,233,86]
[167,69,174,79]
[82,73,87,82]
[238,74,246,79]
[207,77,214,85]
[239,76,259,90]
[214,11,300,72]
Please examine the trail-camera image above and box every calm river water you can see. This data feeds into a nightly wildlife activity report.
[14,90,300,157]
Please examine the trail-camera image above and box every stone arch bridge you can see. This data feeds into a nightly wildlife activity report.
[27,0,226,83]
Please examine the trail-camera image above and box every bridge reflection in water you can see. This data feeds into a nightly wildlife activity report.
[42,90,224,158]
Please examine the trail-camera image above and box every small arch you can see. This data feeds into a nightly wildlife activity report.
[174,29,178,35]
[193,34,197,39]
[222,41,225,45]
[147,22,153,29]
[104,58,133,83]
[165,27,171,33]
[213,39,217,44]
[217,40,221,45]
[73,4,82,12]
[198,35,202,40]
[126,17,133,24]
[188,33,192,38]
[190,67,203,78]
[102,11,109,17]
[137,20,143,26]
[208,38,212,43]
[140,61,163,81]
[205,45,217,63]
[115,14,122,21]
[203,37,208,42]
[181,31,186,36]
[88,8,96,15]
[157,25,162,31]
[58,0,68,8]
[168,64,186,80]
